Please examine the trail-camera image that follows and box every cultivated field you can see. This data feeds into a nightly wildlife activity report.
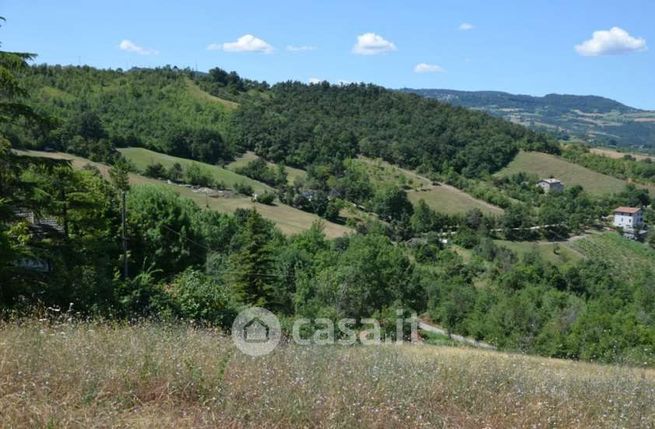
[497,151,628,195]
[589,147,655,161]
[569,232,655,282]
[14,150,351,239]
[0,321,652,428]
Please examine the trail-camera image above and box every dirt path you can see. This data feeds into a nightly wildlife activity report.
[418,320,496,350]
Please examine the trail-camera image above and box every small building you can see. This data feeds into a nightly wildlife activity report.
[612,207,644,230]
[537,178,564,193]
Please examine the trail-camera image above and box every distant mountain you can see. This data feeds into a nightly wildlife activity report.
[404,89,655,150]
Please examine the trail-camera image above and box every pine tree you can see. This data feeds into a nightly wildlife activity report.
[229,209,275,306]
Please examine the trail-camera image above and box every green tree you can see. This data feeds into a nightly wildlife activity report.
[228,209,276,306]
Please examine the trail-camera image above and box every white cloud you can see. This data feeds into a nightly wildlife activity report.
[414,63,446,73]
[118,39,158,55]
[308,77,322,84]
[575,27,647,56]
[287,45,317,52]
[352,32,397,55]
[459,23,474,31]
[208,34,274,53]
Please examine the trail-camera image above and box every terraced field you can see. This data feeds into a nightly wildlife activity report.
[15,150,351,239]
[497,151,627,195]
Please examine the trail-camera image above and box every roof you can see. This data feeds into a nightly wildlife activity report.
[614,207,642,214]
[538,178,562,184]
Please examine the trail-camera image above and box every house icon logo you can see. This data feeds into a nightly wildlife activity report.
[244,318,270,343]
[232,307,281,356]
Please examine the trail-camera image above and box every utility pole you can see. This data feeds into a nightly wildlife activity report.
[121,190,128,280]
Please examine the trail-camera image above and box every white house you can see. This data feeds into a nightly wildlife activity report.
[612,207,643,230]
[537,178,564,193]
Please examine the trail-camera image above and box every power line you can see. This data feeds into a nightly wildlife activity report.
[159,223,286,279]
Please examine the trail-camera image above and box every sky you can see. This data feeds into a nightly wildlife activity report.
[2,0,654,109]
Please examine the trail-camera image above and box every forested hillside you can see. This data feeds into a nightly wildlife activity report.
[406,88,655,149]
[233,82,559,177]
[5,66,247,163]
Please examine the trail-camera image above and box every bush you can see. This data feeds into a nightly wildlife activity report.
[255,191,276,205]
[168,269,240,326]
[234,182,254,196]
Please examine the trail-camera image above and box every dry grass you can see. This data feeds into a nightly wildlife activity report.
[589,147,655,162]
[1,321,653,428]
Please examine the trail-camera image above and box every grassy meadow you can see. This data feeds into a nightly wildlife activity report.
[408,184,504,216]
[494,239,584,266]
[497,151,628,195]
[119,147,272,194]
[0,321,653,428]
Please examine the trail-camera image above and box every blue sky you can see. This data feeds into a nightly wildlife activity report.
[2,0,654,108]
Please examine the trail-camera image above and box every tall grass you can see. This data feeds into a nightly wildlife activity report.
[0,321,653,428]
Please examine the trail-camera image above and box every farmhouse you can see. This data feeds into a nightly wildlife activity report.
[613,207,644,229]
[537,178,564,193]
[612,207,646,239]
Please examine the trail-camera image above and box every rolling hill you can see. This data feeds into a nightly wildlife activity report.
[497,151,635,195]
[405,89,655,150]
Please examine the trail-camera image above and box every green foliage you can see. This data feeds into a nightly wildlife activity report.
[228,209,277,306]
[233,82,558,177]
[370,184,413,221]
[10,66,234,163]
[234,182,254,196]
[168,269,240,326]
[127,186,205,279]
[235,157,287,187]
[254,191,276,205]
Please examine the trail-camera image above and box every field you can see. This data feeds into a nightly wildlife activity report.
[119,148,272,194]
[589,147,655,161]
[15,150,351,239]
[569,232,655,282]
[408,184,504,216]
[355,157,504,216]
[225,151,307,184]
[0,321,652,428]
[494,239,584,266]
[497,151,628,195]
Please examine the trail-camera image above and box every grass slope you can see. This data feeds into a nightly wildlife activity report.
[495,239,584,266]
[1,321,652,428]
[225,151,307,184]
[15,150,351,239]
[354,157,504,216]
[498,151,628,195]
[119,147,272,194]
